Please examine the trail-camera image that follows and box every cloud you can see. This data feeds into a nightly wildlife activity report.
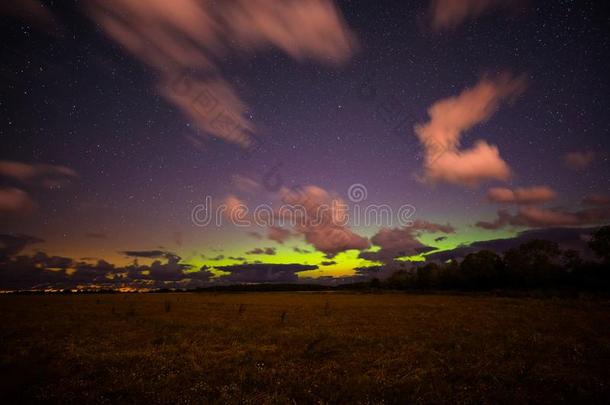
[0,160,78,188]
[147,255,194,281]
[160,76,255,148]
[223,195,249,223]
[412,219,455,233]
[359,227,433,264]
[268,226,292,244]
[120,250,175,259]
[429,0,519,31]
[0,161,77,218]
[278,185,369,257]
[415,74,526,186]
[30,252,74,270]
[227,0,357,63]
[486,186,557,204]
[215,263,317,283]
[476,205,610,230]
[353,265,401,280]
[232,174,262,194]
[565,151,595,171]
[87,0,356,148]
[475,208,512,230]
[0,234,44,261]
[0,188,37,216]
[512,207,579,227]
[0,257,71,291]
[582,194,610,207]
[246,247,276,255]
[0,250,212,291]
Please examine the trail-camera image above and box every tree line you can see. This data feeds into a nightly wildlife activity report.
[375,226,610,291]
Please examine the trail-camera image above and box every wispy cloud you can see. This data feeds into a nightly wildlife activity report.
[359,227,434,265]
[565,151,595,171]
[582,194,610,207]
[0,160,78,188]
[476,204,610,230]
[429,0,521,31]
[246,247,277,255]
[267,226,292,244]
[486,186,557,204]
[414,73,526,186]
[87,0,357,148]
[278,185,369,257]
[0,188,37,217]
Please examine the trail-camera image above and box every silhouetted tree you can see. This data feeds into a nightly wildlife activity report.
[589,226,610,263]
[561,249,583,272]
[416,263,441,288]
[437,259,460,288]
[503,240,562,287]
[385,269,412,289]
[460,250,504,289]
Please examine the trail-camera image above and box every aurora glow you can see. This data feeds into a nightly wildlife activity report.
[1,0,609,290]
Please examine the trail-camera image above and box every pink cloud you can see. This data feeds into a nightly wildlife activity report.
[0,161,77,180]
[226,0,357,64]
[565,151,595,171]
[424,141,511,187]
[582,194,610,207]
[88,0,356,148]
[487,186,557,204]
[0,160,78,188]
[429,0,521,31]
[0,188,37,217]
[267,226,292,244]
[222,195,249,224]
[231,174,262,194]
[414,74,526,186]
[511,206,580,227]
[476,205,610,230]
[160,76,255,148]
[278,185,369,256]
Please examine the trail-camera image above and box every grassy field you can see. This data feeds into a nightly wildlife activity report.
[1,293,609,404]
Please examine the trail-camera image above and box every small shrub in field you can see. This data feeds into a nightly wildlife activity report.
[238,303,246,315]
[164,300,171,313]
[323,301,331,316]
[280,310,287,324]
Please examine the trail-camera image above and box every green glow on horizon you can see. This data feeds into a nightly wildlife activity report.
[179,225,521,280]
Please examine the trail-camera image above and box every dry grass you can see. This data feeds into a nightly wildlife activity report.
[1,292,609,404]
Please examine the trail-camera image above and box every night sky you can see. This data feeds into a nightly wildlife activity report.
[1,0,609,290]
